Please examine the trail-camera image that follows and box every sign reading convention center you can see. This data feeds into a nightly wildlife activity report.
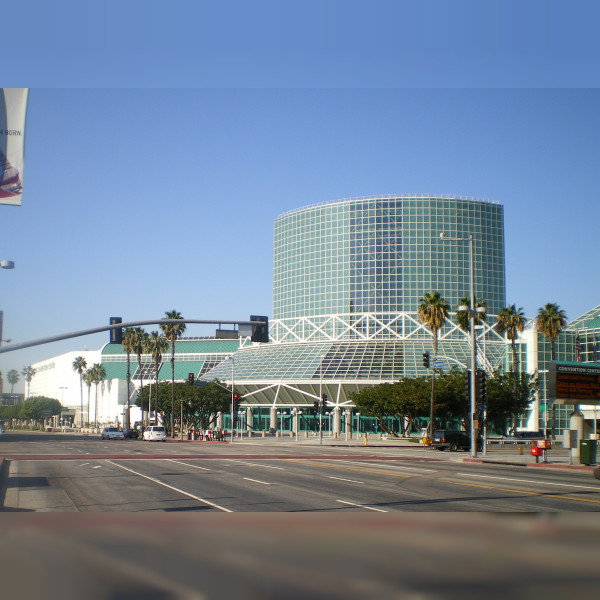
[548,362,600,404]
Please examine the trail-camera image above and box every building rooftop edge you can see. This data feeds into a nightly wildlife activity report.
[276,195,501,220]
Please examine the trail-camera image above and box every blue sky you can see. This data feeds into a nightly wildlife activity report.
[2,1,600,391]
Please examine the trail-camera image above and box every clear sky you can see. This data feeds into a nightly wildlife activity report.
[2,0,600,392]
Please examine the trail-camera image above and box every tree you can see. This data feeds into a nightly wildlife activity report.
[418,292,450,439]
[535,303,567,362]
[486,370,537,435]
[145,331,168,427]
[19,396,62,422]
[121,328,142,429]
[21,365,36,399]
[83,368,93,427]
[89,363,106,428]
[72,356,87,428]
[496,304,526,432]
[160,310,187,438]
[7,369,19,394]
[136,380,230,433]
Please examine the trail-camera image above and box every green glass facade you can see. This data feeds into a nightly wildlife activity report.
[274,196,505,321]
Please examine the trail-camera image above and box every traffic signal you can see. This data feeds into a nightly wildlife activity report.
[314,400,320,413]
[110,317,122,344]
[463,371,471,400]
[322,393,328,412]
[476,370,487,404]
[232,393,240,411]
[188,372,195,385]
[422,352,430,368]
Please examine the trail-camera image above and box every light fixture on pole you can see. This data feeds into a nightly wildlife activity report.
[440,232,482,459]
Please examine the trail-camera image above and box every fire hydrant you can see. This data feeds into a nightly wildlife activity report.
[363,434,368,446]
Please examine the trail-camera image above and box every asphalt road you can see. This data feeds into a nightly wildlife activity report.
[2,431,599,513]
[2,431,600,599]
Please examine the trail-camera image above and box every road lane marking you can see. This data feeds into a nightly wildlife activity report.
[91,465,102,469]
[442,479,600,505]
[281,459,411,478]
[222,459,285,470]
[329,476,364,484]
[350,460,437,473]
[243,478,271,485]
[336,500,387,513]
[166,459,211,471]
[456,472,600,491]
[105,460,232,512]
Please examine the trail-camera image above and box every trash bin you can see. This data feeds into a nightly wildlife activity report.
[580,439,598,465]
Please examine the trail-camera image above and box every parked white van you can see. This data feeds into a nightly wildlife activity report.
[143,426,167,442]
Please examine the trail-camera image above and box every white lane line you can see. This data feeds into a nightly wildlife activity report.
[350,460,437,473]
[243,477,271,485]
[457,472,600,491]
[222,459,285,470]
[336,500,387,513]
[105,460,232,512]
[329,476,364,484]
[91,465,102,469]
[166,459,211,471]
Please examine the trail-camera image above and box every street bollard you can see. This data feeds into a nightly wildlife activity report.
[364,434,368,447]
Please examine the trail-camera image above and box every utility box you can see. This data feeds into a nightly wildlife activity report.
[580,439,598,466]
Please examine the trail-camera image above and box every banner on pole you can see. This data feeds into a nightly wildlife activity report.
[0,88,28,205]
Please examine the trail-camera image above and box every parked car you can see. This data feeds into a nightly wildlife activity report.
[143,426,167,442]
[123,428,139,439]
[432,429,483,452]
[101,427,124,440]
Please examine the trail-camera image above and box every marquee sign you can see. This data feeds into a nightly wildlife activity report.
[548,361,600,405]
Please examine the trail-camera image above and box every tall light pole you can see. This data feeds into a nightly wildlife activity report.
[229,356,235,443]
[440,232,480,459]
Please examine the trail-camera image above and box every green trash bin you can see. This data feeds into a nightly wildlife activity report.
[580,439,598,465]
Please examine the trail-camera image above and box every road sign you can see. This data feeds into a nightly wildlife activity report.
[433,361,444,368]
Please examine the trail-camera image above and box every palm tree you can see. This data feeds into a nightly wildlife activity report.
[72,356,87,428]
[121,328,142,429]
[83,368,93,427]
[418,292,450,438]
[131,328,148,426]
[21,365,36,399]
[535,303,567,362]
[145,331,168,426]
[7,369,19,394]
[160,310,187,437]
[496,304,526,432]
[90,363,107,430]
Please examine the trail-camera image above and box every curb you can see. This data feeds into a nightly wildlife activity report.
[463,457,597,471]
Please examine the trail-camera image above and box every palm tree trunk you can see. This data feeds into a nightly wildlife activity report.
[126,351,131,430]
[512,340,519,433]
[171,347,175,438]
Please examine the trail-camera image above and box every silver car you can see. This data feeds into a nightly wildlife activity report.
[101,427,124,440]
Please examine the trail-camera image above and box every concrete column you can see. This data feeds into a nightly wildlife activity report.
[270,407,278,432]
[246,407,252,437]
[570,407,585,462]
[333,406,341,436]
[216,411,223,430]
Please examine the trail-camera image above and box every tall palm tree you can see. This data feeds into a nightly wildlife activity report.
[418,292,450,438]
[496,304,526,432]
[536,303,567,439]
[21,365,36,399]
[132,328,148,426]
[7,369,19,394]
[535,303,567,362]
[83,368,93,427]
[160,310,187,437]
[72,356,87,428]
[90,363,107,430]
[145,331,168,426]
[121,328,142,429]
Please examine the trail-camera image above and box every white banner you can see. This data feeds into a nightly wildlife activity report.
[0,88,28,205]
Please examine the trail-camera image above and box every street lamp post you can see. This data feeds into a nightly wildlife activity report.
[229,356,234,443]
[440,232,480,459]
